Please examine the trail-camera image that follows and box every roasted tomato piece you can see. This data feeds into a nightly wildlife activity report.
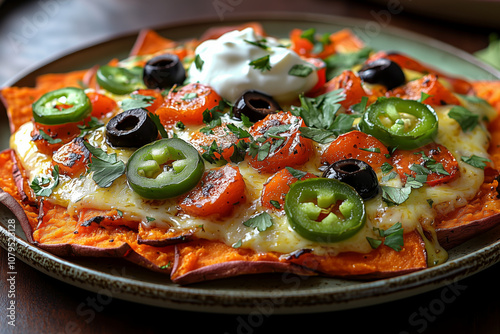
[156,83,222,126]
[132,89,164,113]
[391,143,460,187]
[247,112,312,174]
[179,164,246,217]
[261,168,317,210]
[309,70,369,110]
[388,74,461,106]
[86,91,117,118]
[190,123,239,163]
[52,137,90,177]
[31,120,86,156]
[321,130,390,172]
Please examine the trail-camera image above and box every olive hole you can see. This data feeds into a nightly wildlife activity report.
[153,59,174,68]
[338,163,361,174]
[116,116,139,131]
[249,98,271,110]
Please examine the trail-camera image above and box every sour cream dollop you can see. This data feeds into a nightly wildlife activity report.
[187,28,318,103]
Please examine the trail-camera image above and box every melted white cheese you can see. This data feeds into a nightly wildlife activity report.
[187,28,318,103]
[12,102,492,256]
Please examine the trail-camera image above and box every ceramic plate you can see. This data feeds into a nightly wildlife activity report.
[2,13,500,314]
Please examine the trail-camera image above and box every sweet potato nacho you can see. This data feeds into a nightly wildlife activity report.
[2,23,500,285]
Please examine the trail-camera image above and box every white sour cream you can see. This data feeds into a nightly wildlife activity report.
[187,28,318,103]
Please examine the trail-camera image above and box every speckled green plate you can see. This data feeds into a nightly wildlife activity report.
[1,13,500,314]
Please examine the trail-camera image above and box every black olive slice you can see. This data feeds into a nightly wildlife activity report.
[143,54,186,89]
[106,108,158,148]
[233,90,281,122]
[322,159,379,200]
[358,58,405,90]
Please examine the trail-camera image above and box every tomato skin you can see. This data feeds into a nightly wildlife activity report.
[261,168,317,210]
[247,112,313,174]
[133,89,164,113]
[388,74,460,106]
[52,137,90,177]
[391,143,460,187]
[368,51,472,95]
[321,130,390,172]
[86,92,117,118]
[31,119,88,156]
[303,57,326,94]
[190,124,238,162]
[309,70,369,110]
[155,83,222,126]
[179,164,246,217]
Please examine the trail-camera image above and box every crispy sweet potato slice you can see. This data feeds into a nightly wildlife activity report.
[137,224,194,247]
[0,150,38,237]
[171,239,316,284]
[0,69,87,133]
[1,87,43,133]
[288,231,427,279]
[171,232,427,284]
[129,29,178,57]
[34,70,87,91]
[434,84,500,249]
[0,149,176,273]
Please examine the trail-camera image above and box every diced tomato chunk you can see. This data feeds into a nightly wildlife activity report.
[52,137,90,177]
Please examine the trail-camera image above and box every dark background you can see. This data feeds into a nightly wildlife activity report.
[1,0,500,333]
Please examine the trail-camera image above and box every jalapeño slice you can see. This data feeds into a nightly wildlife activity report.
[358,97,438,150]
[126,138,204,199]
[284,178,366,243]
[32,87,91,125]
[96,65,143,95]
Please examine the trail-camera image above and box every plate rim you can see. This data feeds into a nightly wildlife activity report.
[2,12,500,314]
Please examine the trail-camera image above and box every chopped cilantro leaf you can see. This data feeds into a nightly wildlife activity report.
[121,94,155,111]
[270,200,281,209]
[288,64,313,77]
[324,47,371,80]
[181,92,198,101]
[194,54,204,70]
[243,212,274,232]
[244,38,269,50]
[368,222,404,251]
[381,162,394,174]
[148,112,168,138]
[285,167,308,180]
[461,155,491,169]
[381,185,412,205]
[359,147,381,153]
[83,142,126,188]
[290,89,347,132]
[38,129,62,144]
[249,55,271,72]
[448,106,479,132]
[78,117,104,137]
[30,166,60,197]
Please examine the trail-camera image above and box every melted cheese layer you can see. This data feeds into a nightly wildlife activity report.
[11,101,493,256]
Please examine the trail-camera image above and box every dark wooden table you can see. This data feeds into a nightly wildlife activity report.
[1,0,500,333]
